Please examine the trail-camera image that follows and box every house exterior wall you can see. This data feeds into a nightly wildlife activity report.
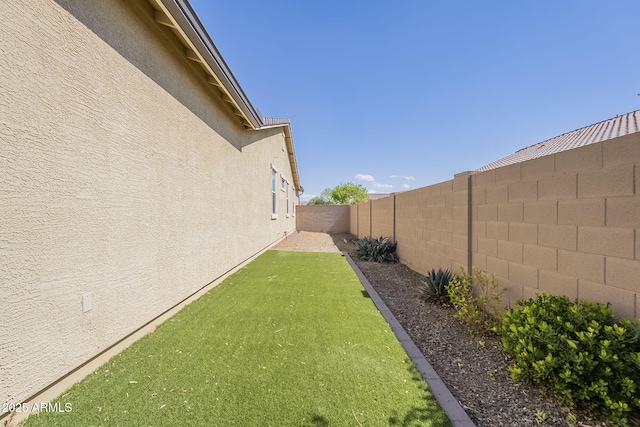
[1,0,298,407]
[348,133,640,320]
[296,205,350,233]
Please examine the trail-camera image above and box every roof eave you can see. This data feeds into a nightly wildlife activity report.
[283,124,303,193]
[151,0,303,193]
[154,0,262,129]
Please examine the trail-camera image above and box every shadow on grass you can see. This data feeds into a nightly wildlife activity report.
[302,414,329,427]
[361,290,371,298]
[387,362,453,427]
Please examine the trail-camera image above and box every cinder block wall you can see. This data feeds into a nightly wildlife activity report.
[350,205,358,235]
[347,133,640,320]
[472,133,640,317]
[395,186,429,273]
[357,200,372,238]
[296,205,350,233]
[394,175,469,276]
[370,196,395,239]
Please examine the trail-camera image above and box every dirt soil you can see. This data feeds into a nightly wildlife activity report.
[329,232,624,427]
[272,230,340,253]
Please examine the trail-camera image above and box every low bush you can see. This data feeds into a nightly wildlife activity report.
[446,266,503,335]
[497,293,640,426]
[355,236,398,263]
[419,268,453,304]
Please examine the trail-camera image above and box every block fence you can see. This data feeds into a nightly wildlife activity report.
[296,205,350,233]
[350,133,640,320]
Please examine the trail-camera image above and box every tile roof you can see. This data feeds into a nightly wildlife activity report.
[476,109,640,171]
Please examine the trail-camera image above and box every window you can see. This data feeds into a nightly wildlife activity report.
[286,181,290,217]
[280,175,286,191]
[271,167,277,219]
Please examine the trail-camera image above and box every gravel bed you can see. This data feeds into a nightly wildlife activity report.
[331,233,622,427]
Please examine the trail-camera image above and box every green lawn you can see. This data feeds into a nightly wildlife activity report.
[23,251,451,426]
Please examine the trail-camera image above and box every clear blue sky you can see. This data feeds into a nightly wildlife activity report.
[189,0,640,202]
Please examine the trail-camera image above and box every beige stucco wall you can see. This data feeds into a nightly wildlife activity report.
[348,134,640,320]
[1,0,298,406]
[296,205,350,233]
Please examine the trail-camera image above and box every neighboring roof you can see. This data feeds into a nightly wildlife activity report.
[148,0,302,191]
[476,110,640,172]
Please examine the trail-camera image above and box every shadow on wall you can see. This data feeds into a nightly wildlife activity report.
[53,0,268,151]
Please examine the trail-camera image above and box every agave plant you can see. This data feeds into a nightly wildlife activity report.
[355,236,399,263]
[419,268,454,304]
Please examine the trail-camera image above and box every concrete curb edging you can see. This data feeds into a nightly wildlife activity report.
[343,252,477,427]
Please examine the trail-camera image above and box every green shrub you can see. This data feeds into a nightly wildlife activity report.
[446,266,503,335]
[355,236,398,263]
[497,293,640,426]
[419,268,453,304]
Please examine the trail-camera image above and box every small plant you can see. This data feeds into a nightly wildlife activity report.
[355,236,398,263]
[418,268,454,304]
[497,293,640,426]
[446,266,504,335]
[535,409,548,424]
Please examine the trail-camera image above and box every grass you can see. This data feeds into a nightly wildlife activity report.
[23,251,451,426]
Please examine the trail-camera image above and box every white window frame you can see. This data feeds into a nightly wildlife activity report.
[271,166,278,219]
[286,181,290,217]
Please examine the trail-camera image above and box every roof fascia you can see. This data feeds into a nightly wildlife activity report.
[258,122,303,193]
[152,0,302,192]
[282,124,303,193]
[156,0,262,129]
